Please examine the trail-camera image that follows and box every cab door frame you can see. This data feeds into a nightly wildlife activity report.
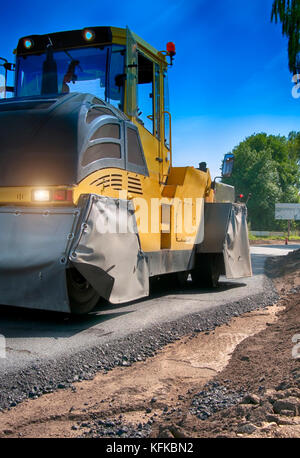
[125,28,171,183]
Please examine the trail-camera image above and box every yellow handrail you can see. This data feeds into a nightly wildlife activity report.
[162,110,172,166]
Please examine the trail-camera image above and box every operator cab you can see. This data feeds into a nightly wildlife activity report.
[0,26,174,181]
[15,28,125,111]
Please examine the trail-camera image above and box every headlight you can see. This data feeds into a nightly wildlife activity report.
[23,38,34,49]
[83,29,95,42]
[32,189,51,202]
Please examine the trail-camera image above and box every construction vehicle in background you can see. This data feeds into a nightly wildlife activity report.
[0,26,252,314]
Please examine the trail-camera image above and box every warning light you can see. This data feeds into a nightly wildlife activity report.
[23,38,34,49]
[53,190,66,201]
[53,190,73,202]
[166,42,176,56]
[83,29,95,42]
[239,194,244,199]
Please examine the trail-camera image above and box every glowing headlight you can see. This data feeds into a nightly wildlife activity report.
[23,38,34,49]
[32,190,51,202]
[83,29,95,42]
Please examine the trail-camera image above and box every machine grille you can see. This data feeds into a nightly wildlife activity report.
[89,174,143,195]
[90,173,123,191]
[86,106,115,123]
[127,175,143,195]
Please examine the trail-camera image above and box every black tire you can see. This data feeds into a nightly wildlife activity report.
[191,255,221,288]
[66,268,100,314]
[174,271,189,288]
[149,271,189,293]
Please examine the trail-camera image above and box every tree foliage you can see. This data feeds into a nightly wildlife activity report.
[271,0,300,74]
[222,132,300,230]
[288,130,300,162]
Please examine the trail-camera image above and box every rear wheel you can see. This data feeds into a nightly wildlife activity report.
[174,271,189,288]
[191,254,221,288]
[66,268,100,314]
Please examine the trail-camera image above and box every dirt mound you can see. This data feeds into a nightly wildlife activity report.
[265,249,300,278]
[150,250,300,438]
[265,249,300,296]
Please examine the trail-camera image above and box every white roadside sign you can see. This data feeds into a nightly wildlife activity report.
[275,203,300,220]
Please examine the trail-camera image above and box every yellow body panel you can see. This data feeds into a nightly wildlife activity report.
[73,164,212,253]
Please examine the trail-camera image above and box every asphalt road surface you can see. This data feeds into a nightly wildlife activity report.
[0,244,299,379]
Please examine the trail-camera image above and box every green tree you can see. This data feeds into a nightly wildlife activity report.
[288,131,300,162]
[242,133,299,202]
[271,0,300,74]
[223,132,300,230]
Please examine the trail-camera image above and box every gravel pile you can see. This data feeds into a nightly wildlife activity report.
[190,381,246,419]
[265,249,300,279]
[0,276,278,411]
[76,417,152,438]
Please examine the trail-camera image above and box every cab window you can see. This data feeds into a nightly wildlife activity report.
[16,45,125,110]
[137,52,154,134]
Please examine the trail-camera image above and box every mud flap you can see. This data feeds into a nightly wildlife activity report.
[197,203,252,279]
[0,207,80,312]
[70,194,149,304]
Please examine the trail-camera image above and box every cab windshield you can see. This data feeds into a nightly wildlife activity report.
[16,45,125,109]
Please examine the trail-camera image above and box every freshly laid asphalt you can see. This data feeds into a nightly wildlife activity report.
[0,244,298,410]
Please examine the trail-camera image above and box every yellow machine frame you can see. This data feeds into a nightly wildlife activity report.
[0,27,213,256]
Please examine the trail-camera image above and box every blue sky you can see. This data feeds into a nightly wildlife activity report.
[0,0,298,178]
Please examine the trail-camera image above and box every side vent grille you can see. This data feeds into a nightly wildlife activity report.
[89,174,143,195]
[110,173,123,191]
[90,174,110,188]
[128,176,143,195]
[90,173,123,191]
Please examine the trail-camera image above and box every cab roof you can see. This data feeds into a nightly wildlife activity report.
[17,26,167,64]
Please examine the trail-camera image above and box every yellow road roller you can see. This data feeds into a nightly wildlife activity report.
[0,26,252,313]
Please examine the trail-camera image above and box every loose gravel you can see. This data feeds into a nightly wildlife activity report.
[190,380,246,420]
[0,276,278,412]
[78,417,152,438]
